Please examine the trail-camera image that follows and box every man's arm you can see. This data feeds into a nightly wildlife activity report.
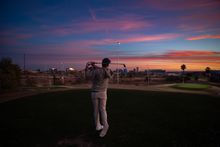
[104,68,113,79]
[85,62,92,79]
[85,62,98,80]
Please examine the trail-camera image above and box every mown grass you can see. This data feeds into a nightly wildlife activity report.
[0,89,220,147]
[173,83,210,90]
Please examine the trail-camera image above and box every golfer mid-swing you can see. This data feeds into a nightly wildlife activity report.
[85,58,113,137]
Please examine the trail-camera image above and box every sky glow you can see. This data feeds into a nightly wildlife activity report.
[1,0,220,71]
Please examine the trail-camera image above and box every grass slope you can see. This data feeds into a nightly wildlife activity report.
[0,89,220,147]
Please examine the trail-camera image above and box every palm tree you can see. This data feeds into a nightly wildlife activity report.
[181,64,186,83]
[205,67,211,81]
[181,64,186,72]
[205,67,211,74]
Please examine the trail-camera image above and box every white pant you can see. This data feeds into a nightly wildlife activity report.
[91,91,109,129]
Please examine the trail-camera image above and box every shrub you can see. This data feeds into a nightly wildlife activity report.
[0,58,21,89]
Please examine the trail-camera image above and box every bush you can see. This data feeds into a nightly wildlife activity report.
[0,58,21,89]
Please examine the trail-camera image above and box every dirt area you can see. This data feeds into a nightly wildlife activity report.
[1,83,220,103]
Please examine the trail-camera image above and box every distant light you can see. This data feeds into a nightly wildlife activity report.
[116,41,120,45]
[68,67,75,71]
[51,68,57,70]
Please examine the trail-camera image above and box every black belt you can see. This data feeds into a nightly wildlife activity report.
[91,91,99,92]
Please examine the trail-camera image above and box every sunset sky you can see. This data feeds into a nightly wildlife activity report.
[0,0,220,71]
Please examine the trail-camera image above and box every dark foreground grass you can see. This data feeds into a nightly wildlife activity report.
[0,89,220,147]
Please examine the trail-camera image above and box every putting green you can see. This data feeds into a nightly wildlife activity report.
[173,83,210,90]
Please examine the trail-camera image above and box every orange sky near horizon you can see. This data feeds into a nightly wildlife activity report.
[107,50,220,71]
[120,60,220,71]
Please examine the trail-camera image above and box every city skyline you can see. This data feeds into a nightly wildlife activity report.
[1,0,220,71]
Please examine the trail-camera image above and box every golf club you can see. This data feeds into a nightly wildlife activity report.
[90,62,126,68]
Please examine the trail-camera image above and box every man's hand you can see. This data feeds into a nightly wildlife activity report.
[90,62,95,66]
[86,62,91,70]
[86,62,90,67]
[86,61,97,70]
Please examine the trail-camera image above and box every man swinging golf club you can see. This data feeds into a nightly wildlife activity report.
[85,58,113,137]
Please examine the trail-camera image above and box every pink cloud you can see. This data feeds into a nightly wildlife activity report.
[42,16,151,36]
[14,34,180,63]
[0,30,32,45]
[105,50,220,70]
[181,11,220,22]
[0,37,17,45]
[178,24,209,33]
[68,33,181,47]
[186,34,220,40]
[43,34,181,49]
[21,39,118,58]
[178,11,220,32]
[118,33,180,43]
[160,50,220,62]
[15,34,32,39]
[112,50,220,61]
[80,19,149,32]
[164,50,220,56]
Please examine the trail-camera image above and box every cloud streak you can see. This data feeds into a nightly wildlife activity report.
[109,50,220,70]
[40,16,152,37]
[118,50,220,61]
[0,30,33,45]
[118,33,180,43]
[72,33,181,47]
[186,34,220,40]
[178,11,220,33]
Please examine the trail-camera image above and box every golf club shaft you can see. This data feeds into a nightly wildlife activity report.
[93,62,126,67]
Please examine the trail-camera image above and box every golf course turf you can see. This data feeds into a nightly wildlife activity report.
[0,89,220,147]
[173,83,210,90]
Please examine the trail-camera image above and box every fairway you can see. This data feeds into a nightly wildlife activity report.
[173,83,210,90]
[0,89,220,147]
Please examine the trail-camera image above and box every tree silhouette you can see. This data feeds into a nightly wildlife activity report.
[205,67,211,81]
[180,64,186,83]
[205,67,211,74]
[181,64,186,72]
[0,57,21,89]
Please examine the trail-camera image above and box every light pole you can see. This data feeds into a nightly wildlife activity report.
[146,64,150,86]
[116,41,120,84]
[23,53,26,73]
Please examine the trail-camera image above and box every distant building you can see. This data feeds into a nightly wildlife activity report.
[166,72,180,76]
[49,68,58,74]
[123,68,128,75]
[136,67,139,73]
[66,67,77,75]
[146,69,166,76]
[66,67,75,71]
[210,70,220,82]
